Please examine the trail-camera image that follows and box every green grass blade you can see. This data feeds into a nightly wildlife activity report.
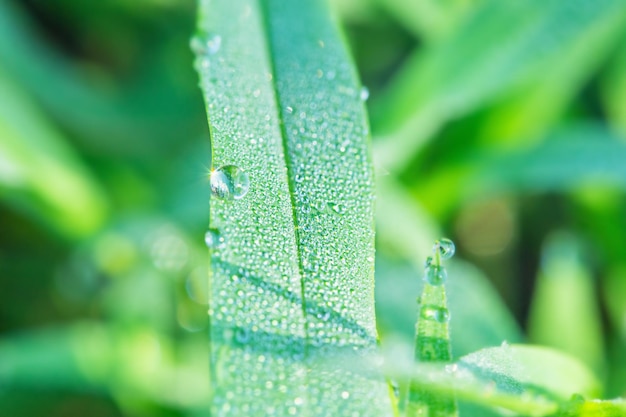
[0,68,108,236]
[194,0,392,415]
[528,232,605,375]
[406,240,458,417]
[371,0,626,171]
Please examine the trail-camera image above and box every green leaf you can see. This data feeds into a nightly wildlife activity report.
[384,344,601,416]
[371,0,626,171]
[194,0,392,415]
[0,68,108,236]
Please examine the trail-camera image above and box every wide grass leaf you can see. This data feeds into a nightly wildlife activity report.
[194,0,392,415]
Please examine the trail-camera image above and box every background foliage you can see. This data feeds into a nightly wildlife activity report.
[0,0,625,415]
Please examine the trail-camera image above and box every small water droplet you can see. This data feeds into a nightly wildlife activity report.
[424,265,447,286]
[341,391,350,399]
[204,228,224,249]
[424,256,433,268]
[190,32,222,55]
[328,202,345,214]
[210,165,250,200]
[286,106,294,114]
[445,364,458,373]
[359,86,370,101]
[234,327,251,344]
[434,238,455,260]
[313,200,326,212]
[421,305,450,323]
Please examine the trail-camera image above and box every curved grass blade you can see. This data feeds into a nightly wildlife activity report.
[194,0,392,415]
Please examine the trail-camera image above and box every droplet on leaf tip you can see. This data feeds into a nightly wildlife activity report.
[434,238,455,260]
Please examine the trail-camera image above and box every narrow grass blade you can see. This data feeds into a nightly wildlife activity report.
[406,240,458,417]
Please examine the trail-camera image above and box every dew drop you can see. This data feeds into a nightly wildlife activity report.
[424,256,433,268]
[234,327,251,344]
[359,86,370,101]
[328,202,345,214]
[424,265,447,286]
[434,238,455,260]
[210,165,250,200]
[420,305,450,323]
[204,228,224,249]
[286,106,294,114]
[190,32,222,55]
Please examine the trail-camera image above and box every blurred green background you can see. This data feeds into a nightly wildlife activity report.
[1,0,626,415]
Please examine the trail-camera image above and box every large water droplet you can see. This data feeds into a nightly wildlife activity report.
[210,165,250,200]
[359,86,370,101]
[190,32,222,55]
[424,265,447,286]
[204,228,224,249]
[420,305,450,323]
[434,238,455,260]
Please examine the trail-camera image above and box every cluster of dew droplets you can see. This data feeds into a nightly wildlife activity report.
[190,31,222,72]
[421,238,455,323]
[203,165,250,250]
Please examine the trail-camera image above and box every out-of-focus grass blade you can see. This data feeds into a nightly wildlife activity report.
[474,125,626,193]
[370,0,626,171]
[0,0,202,155]
[0,68,107,236]
[601,30,626,137]
[527,232,604,375]
[0,323,210,413]
[413,124,626,218]
[478,9,626,147]
[194,0,392,415]
[383,344,601,416]
[372,0,476,41]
